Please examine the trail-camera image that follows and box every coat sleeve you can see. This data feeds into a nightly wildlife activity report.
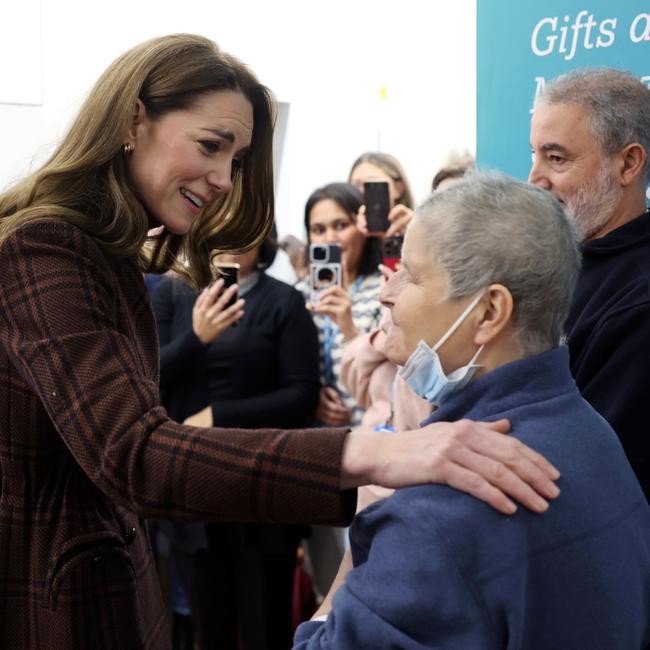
[0,221,355,525]
[292,496,493,649]
[211,289,321,428]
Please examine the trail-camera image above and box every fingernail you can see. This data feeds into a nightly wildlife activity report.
[546,484,560,498]
[534,497,549,512]
[504,500,517,515]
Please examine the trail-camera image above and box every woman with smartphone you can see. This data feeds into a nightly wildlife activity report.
[349,151,415,238]
[294,182,383,599]
[151,231,318,649]
[297,183,383,429]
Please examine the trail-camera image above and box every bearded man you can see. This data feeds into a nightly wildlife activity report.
[529,68,650,499]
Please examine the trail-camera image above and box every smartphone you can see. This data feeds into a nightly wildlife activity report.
[214,263,239,310]
[382,235,404,272]
[364,181,391,235]
[309,243,342,305]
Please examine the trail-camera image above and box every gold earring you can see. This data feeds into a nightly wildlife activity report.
[123,142,133,155]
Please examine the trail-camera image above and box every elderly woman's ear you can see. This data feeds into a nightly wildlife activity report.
[473,284,515,347]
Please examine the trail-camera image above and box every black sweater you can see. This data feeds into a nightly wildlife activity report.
[565,209,650,499]
[152,272,320,429]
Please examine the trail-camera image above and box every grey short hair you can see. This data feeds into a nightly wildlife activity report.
[415,171,581,355]
[537,68,650,181]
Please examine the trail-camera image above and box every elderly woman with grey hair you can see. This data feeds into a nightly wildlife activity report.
[294,171,650,650]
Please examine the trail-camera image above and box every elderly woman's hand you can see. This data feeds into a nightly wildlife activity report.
[340,419,561,515]
[192,278,245,344]
[316,387,352,426]
[311,286,358,341]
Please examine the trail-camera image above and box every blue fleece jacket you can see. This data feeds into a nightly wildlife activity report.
[294,347,650,649]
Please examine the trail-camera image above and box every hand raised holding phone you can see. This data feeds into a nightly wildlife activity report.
[311,285,358,341]
[359,182,413,240]
[192,275,245,344]
[308,243,358,340]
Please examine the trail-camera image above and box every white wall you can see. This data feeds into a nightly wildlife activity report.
[0,0,476,279]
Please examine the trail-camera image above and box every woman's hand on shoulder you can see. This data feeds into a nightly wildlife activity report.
[340,418,561,515]
[192,278,244,344]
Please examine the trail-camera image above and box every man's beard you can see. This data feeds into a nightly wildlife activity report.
[565,162,623,241]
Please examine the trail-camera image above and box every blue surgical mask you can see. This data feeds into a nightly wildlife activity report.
[399,292,484,407]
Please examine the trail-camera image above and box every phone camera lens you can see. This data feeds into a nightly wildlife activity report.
[317,268,334,282]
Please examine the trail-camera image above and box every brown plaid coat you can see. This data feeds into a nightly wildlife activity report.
[0,221,354,649]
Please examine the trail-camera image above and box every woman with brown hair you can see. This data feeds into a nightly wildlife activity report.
[0,34,560,649]
[349,151,415,237]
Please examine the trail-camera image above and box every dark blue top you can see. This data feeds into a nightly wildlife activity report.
[294,347,650,649]
[566,210,650,499]
[152,272,320,428]
[151,273,320,552]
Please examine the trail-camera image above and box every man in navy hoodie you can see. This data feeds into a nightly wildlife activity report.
[529,68,650,500]
[293,172,650,649]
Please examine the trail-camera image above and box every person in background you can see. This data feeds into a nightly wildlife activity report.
[294,171,650,650]
[294,182,382,598]
[349,151,415,238]
[282,152,415,283]
[528,67,650,500]
[152,229,318,649]
[297,182,383,428]
[431,150,475,191]
[279,233,309,280]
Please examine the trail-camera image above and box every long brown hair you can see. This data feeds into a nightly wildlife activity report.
[0,34,275,288]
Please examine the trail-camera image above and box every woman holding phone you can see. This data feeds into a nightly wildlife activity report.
[295,183,383,599]
[0,34,561,648]
[349,151,415,238]
[297,183,383,428]
[151,231,318,649]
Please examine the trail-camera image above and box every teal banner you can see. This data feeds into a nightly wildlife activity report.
[477,1,650,179]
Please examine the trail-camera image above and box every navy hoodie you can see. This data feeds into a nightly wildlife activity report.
[294,348,650,649]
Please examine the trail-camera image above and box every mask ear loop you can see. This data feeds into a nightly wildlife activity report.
[467,344,484,366]
[433,291,485,352]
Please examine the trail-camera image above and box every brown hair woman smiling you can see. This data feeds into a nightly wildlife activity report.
[0,34,560,649]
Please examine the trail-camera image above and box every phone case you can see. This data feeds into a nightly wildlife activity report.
[364,181,391,233]
[309,244,342,304]
[382,236,403,271]
[214,264,239,309]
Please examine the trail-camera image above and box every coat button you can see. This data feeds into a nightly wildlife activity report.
[125,527,137,545]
